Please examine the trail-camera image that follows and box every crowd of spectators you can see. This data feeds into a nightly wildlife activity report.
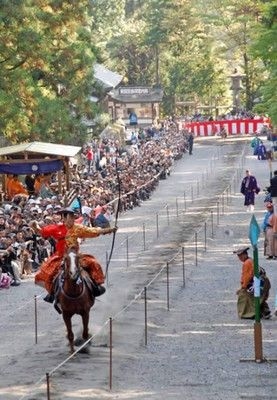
[178,109,266,123]
[0,124,190,289]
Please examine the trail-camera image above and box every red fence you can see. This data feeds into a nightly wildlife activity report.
[181,118,270,136]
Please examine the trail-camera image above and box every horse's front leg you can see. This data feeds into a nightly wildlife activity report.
[81,311,90,341]
[62,312,74,353]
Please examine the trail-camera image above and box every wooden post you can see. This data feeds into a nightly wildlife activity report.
[144,287,148,346]
[57,169,62,194]
[64,157,70,191]
[109,317,113,390]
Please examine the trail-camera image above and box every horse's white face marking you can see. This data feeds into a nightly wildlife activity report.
[68,251,78,279]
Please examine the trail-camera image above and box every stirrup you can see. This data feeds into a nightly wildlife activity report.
[93,285,106,297]
[43,293,54,303]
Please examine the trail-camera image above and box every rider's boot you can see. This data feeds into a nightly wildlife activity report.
[93,284,106,297]
[43,293,55,303]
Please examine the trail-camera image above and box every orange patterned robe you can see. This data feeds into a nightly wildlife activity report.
[35,223,105,293]
[6,176,28,200]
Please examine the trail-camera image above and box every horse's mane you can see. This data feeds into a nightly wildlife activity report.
[66,246,79,254]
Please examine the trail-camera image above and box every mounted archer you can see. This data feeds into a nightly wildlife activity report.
[30,208,117,305]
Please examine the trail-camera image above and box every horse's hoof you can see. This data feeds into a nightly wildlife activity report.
[74,337,84,346]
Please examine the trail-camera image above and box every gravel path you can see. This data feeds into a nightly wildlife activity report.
[1,136,277,400]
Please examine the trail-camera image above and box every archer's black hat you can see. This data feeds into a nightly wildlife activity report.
[56,207,75,216]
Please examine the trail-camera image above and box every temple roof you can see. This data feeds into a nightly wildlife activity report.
[0,141,81,158]
[94,63,123,90]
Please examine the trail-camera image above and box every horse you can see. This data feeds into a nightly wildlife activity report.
[57,247,95,353]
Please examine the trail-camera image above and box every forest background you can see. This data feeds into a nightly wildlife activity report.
[0,0,276,146]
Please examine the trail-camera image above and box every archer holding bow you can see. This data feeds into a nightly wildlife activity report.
[30,207,117,303]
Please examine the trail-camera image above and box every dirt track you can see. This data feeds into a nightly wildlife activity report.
[1,136,277,400]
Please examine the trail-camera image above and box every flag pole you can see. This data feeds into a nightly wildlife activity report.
[252,244,263,362]
[240,215,277,363]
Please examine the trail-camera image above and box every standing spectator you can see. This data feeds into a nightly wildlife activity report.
[86,145,94,174]
[234,247,252,319]
[233,247,271,319]
[240,170,260,212]
[261,202,277,259]
[250,134,261,155]
[129,111,138,126]
[257,141,267,160]
[219,126,227,139]
[187,132,194,155]
[268,170,277,214]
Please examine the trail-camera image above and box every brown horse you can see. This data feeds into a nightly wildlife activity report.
[57,248,95,353]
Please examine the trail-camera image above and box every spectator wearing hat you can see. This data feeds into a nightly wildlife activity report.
[234,247,271,319]
[234,247,255,318]
[30,207,117,304]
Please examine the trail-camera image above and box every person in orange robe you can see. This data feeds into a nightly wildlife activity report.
[236,249,254,292]
[6,174,28,200]
[30,208,117,303]
[34,174,43,195]
[234,247,255,319]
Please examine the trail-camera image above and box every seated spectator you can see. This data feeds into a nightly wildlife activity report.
[6,174,28,200]
[0,123,191,275]
[0,266,12,289]
[39,174,55,199]
[25,174,35,196]
[0,236,21,286]
[93,206,110,228]
[34,174,43,195]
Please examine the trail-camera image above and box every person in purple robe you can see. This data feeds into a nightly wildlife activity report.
[240,170,260,212]
[257,141,267,160]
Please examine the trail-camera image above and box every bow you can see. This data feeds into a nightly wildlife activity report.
[105,158,121,280]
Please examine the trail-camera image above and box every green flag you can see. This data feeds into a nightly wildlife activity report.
[249,214,261,246]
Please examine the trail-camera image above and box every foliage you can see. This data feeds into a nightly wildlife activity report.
[0,0,95,144]
[0,0,276,146]
[100,0,227,115]
[198,0,268,111]
[251,2,277,125]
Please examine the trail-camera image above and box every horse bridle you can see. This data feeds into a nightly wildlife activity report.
[60,253,86,300]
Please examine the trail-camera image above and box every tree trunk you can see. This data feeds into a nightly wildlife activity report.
[243,52,252,110]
